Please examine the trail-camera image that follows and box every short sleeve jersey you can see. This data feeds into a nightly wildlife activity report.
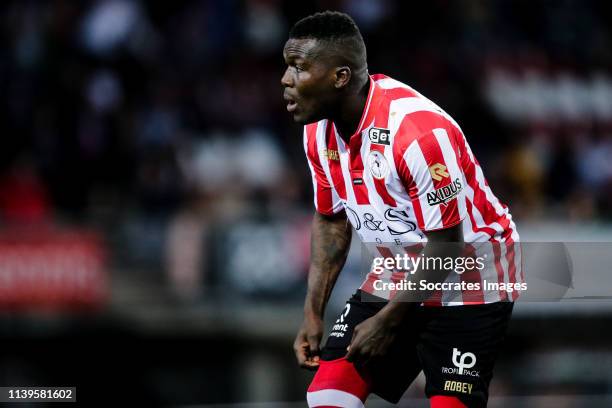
[304,74,522,305]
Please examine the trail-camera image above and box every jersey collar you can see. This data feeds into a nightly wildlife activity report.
[346,75,384,151]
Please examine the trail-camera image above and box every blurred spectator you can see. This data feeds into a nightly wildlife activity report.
[0,155,51,224]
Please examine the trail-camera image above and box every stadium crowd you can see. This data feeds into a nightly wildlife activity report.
[2,0,612,223]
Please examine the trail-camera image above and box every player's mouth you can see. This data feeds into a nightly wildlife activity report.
[284,94,298,113]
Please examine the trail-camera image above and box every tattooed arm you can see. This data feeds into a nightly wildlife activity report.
[293,210,352,370]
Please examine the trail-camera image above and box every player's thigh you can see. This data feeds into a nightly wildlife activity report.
[307,357,371,407]
[320,291,385,361]
[307,292,380,407]
[316,291,422,404]
[417,302,514,408]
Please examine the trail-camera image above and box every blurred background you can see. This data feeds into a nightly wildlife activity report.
[1,0,612,407]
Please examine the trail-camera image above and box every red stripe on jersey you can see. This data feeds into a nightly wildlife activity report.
[306,123,334,215]
[329,123,369,205]
[459,244,485,304]
[399,111,449,135]
[492,242,509,301]
[325,125,347,201]
[396,158,426,229]
[359,274,376,295]
[465,198,497,237]
[376,246,394,259]
[505,239,519,301]
[518,242,525,282]
[468,170,505,228]
[423,293,443,307]
[458,132,514,237]
[376,246,404,301]
[451,126,516,239]
[416,132,461,229]
[403,243,425,255]
[376,246,397,275]
[369,96,397,206]
[341,79,388,207]
[371,73,387,81]
[393,112,449,230]
[351,171,370,205]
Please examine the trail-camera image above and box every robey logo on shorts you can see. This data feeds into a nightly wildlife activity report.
[441,348,480,377]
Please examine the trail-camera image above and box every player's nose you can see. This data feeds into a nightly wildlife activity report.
[281,68,293,88]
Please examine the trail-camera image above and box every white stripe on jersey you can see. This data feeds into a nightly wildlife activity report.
[433,128,468,219]
[334,124,358,206]
[387,94,462,133]
[303,128,319,211]
[315,121,342,214]
[462,138,519,242]
[402,141,442,228]
[360,120,390,221]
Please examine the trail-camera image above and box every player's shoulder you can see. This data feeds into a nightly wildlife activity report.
[303,119,328,139]
[303,122,318,139]
[372,74,459,153]
[303,120,328,159]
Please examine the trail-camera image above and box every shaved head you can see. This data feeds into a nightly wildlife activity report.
[288,11,368,81]
[281,11,371,125]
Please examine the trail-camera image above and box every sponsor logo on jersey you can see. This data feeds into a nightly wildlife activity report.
[368,127,391,145]
[345,206,418,238]
[429,163,450,181]
[427,178,462,205]
[367,150,390,179]
[384,209,417,235]
[320,148,339,161]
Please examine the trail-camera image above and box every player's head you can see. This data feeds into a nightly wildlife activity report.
[281,11,368,124]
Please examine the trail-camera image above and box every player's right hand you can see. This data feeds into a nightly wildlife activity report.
[293,316,323,370]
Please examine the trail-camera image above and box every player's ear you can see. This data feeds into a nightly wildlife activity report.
[334,66,351,89]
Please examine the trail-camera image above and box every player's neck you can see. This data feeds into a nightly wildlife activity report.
[334,78,370,144]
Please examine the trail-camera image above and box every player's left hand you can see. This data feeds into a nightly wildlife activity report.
[346,314,396,366]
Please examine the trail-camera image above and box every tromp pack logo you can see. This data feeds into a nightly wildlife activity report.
[441,348,479,377]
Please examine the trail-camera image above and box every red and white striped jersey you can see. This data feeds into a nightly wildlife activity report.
[304,74,522,306]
